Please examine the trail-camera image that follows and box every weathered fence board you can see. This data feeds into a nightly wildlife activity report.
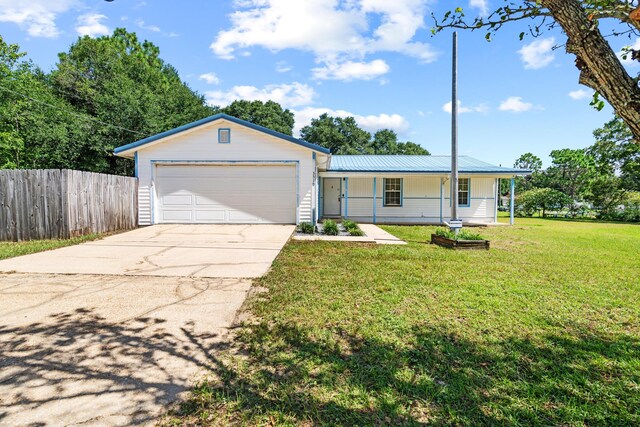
[0,169,137,241]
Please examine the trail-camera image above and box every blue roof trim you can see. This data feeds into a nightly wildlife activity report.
[114,113,330,155]
[327,155,530,174]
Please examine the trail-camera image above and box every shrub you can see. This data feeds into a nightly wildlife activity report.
[435,227,484,241]
[298,222,315,234]
[516,188,572,217]
[341,220,358,231]
[458,229,484,240]
[341,220,364,236]
[322,219,339,236]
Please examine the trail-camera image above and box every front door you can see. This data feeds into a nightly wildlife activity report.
[323,178,341,217]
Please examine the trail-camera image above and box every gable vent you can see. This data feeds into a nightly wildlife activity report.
[218,128,230,144]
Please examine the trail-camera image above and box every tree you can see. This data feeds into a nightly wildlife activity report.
[371,129,399,154]
[513,152,543,192]
[516,187,572,217]
[300,115,429,155]
[396,141,430,155]
[584,175,628,218]
[221,100,294,135]
[433,1,640,142]
[52,28,214,175]
[299,114,372,154]
[545,148,595,200]
[0,36,92,170]
[371,129,430,155]
[588,116,640,191]
[514,152,542,172]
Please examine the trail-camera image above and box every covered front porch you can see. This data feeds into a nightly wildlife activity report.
[318,174,516,225]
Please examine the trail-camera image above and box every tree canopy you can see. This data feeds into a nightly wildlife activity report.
[300,114,430,155]
[433,1,640,142]
[52,28,215,174]
[221,100,295,136]
[511,116,639,220]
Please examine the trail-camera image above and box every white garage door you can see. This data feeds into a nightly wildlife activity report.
[155,164,296,224]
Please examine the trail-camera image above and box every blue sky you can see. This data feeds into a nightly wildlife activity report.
[1,0,635,167]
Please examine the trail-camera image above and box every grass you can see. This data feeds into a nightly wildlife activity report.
[165,218,640,426]
[0,234,103,260]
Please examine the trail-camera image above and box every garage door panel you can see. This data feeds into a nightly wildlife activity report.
[156,165,296,224]
[194,210,226,221]
[162,195,193,205]
[161,210,193,222]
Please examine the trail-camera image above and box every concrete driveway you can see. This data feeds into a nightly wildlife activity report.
[0,225,294,426]
[0,224,295,278]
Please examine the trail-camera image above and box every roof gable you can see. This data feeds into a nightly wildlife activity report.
[114,113,330,156]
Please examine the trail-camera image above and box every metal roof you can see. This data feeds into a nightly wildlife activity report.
[327,155,529,174]
[114,113,331,156]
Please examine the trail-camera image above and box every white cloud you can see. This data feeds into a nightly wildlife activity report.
[568,89,589,100]
[518,37,555,69]
[76,13,110,38]
[442,100,489,114]
[293,106,409,136]
[205,82,316,108]
[499,96,533,113]
[199,72,221,85]
[619,38,640,67]
[469,0,489,16]
[135,19,161,32]
[0,0,76,38]
[211,0,437,79]
[276,61,292,73]
[312,59,390,81]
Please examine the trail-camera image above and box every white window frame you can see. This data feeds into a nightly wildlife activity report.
[383,178,403,207]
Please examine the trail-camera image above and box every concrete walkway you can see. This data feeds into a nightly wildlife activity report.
[0,224,295,278]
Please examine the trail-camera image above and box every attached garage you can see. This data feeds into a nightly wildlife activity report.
[113,114,330,226]
[155,164,297,224]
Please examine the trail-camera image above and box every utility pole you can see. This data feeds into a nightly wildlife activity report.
[450,32,462,235]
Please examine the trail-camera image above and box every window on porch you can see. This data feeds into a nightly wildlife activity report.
[458,178,470,207]
[383,178,402,206]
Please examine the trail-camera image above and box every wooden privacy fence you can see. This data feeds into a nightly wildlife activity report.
[0,169,137,241]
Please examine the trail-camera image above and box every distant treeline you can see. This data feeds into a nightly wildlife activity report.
[510,117,640,221]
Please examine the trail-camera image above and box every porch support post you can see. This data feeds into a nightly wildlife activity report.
[372,177,377,224]
[440,177,444,224]
[318,176,322,223]
[494,178,499,223]
[510,177,515,225]
[344,177,349,219]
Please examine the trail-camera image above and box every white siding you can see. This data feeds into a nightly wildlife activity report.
[334,175,497,224]
[135,119,316,225]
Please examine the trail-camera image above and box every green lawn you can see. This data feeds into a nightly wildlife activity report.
[0,234,103,260]
[165,219,640,426]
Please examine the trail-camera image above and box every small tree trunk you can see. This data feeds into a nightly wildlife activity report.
[542,0,640,141]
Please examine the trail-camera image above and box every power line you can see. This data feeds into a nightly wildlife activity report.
[0,84,146,136]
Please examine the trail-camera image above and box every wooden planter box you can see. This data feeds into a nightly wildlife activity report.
[431,234,490,250]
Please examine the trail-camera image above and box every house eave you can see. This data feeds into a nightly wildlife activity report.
[319,170,530,177]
